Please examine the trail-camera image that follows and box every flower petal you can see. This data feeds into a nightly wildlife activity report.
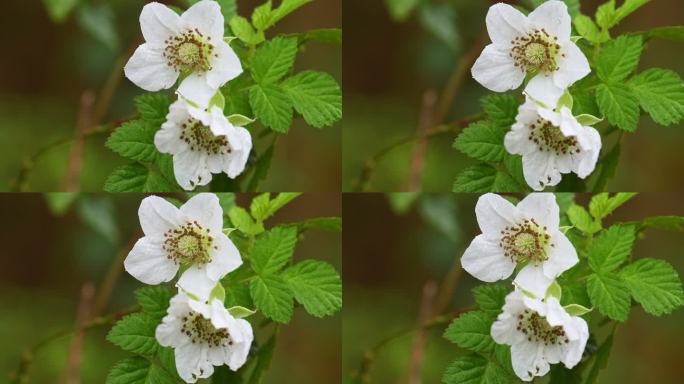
[224,127,252,178]
[472,44,525,92]
[124,44,179,91]
[175,343,203,383]
[514,264,553,299]
[562,318,589,368]
[139,2,181,47]
[138,195,182,238]
[155,121,187,154]
[180,193,223,233]
[461,234,516,282]
[573,127,601,178]
[504,123,536,156]
[475,193,521,234]
[181,0,224,41]
[524,74,564,109]
[227,319,253,370]
[156,316,185,347]
[178,265,217,302]
[206,41,243,89]
[522,150,562,191]
[485,3,528,46]
[206,233,243,281]
[124,237,179,284]
[517,193,559,229]
[554,42,590,89]
[178,73,216,110]
[511,342,545,382]
[543,231,578,278]
[528,0,571,42]
[173,150,211,191]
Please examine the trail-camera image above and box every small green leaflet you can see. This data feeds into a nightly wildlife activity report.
[228,206,264,236]
[104,163,176,193]
[106,356,177,384]
[384,0,421,21]
[42,0,79,23]
[566,204,601,234]
[106,121,158,163]
[472,284,509,314]
[283,260,342,317]
[480,94,519,128]
[628,68,684,126]
[453,121,506,162]
[587,225,635,273]
[251,37,298,85]
[587,272,631,322]
[443,311,496,353]
[250,226,298,274]
[596,0,650,29]
[251,1,273,31]
[250,192,301,222]
[619,258,684,316]
[249,83,293,133]
[597,35,643,82]
[282,71,342,128]
[453,164,525,193]
[588,192,637,220]
[596,82,640,132]
[250,274,294,323]
[442,354,513,384]
[135,286,173,319]
[134,93,172,126]
[229,16,264,45]
[106,313,159,355]
[573,14,609,44]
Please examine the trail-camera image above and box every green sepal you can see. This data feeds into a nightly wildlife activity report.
[546,280,562,300]
[210,91,226,110]
[223,228,237,236]
[570,35,583,43]
[224,36,238,45]
[228,306,257,319]
[575,113,603,126]
[557,90,574,110]
[559,225,573,234]
[564,303,593,316]
[209,283,226,302]
[227,114,256,127]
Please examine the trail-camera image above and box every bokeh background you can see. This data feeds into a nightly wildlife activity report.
[342,0,684,191]
[0,193,341,383]
[0,0,341,192]
[343,193,684,383]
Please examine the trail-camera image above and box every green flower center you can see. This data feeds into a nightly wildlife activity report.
[180,118,232,156]
[527,117,581,156]
[509,28,565,74]
[499,218,552,265]
[163,221,215,265]
[517,309,569,346]
[181,312,233,347]
[164,29,216,74]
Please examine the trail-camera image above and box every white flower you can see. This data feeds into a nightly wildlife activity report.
[156,292,253,383]
[124,1,242,108]
[155,99,252,190]
[491,289,588,381]
[461,193,578,298]
[471,1,590,108]
[124,193,242,300]
[504,98,601,191]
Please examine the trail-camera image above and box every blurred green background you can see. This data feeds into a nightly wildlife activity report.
[342,193,684,383]
[0,0,341,192]
[0,193,341,383]
[342,0,684,191]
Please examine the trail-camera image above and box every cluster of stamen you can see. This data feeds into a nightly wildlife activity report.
[163,221,216,265]
[180,118,232,156]
[163,28,216,73]
[509,28,565,73]
[181,312,233,347]
[516,309,569,345]
[528,117,581,156]
[499,218,552,265]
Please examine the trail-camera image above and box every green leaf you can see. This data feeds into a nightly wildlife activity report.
[481,94,519,128]
[135,286,173,319]
[442,354,512,384]
[567,204,601,234]
[249,84,293,133]
[229,16,264,45]
[588,224,635,272]
[250,226,298,274]
[282,71,342,128]
[587,272,631,321]
[453,121,506,162]
[596,82,640,131]
[384,0,421,21]
[106,121,158,162]
[443,311,496,353]
[453,164,525,192]
[44,193,79,216]
[106,357,177,384]
[595,0,616,30]
[250,274,293,323]
[597,35,643,82]
[107,313,159,355]
[628,68,684,126]
[573,14,609,44]
[42,0,79,23]
[224,280,254,309]
[228,206,264,236]
[637,216,684,232]
[216,192,236,213]
[135,93,171,126]
[250,192,301,222]
[270,0,313,26]
[588,192,636,220]
[472,284,509,314]
[104,164,175,193]
[560,282,591,308]
[283,260,342,317]
[619,258,684,316]
[251,37,298,84]
[251,1,273,31]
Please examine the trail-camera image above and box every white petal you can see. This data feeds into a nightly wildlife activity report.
[557,107,584,140]
[517,193,560,229]
[124,44,179,91]
[206,233,243,281]
[227,319,253,370]
[554,42,590,89]
[511,342,544,382]
[178,265,216,302]
[524,74,564,109]
[521,150,562,191]
[543,231,578,278]
[124,237,179,284]
[175,343,203,383]
[528,0,571,42]
[224,127,252,178]
[544,297,575,335]
[461,234,516,282]
[180,193,223,233]
[178,73,216,110]
[156,316,185,347]
[173,150,211,191]
[181,0,224,41]
[138,195,182,238]
[514,264,553,299]
[562,318,589,368]
[573,127,601,178]
[475,193,520,234]
[206,41,243,89]
[139,2,181,47]
[155,122,187,154]
[472,44,525,92]
[485,3,528,46]
[504,123,536,156]
[491,315,521,345]
[536,104,562,128]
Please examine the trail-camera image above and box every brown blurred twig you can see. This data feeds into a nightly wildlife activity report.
[64,283,95,384]
[407,91,438,191]
[64,91,96,191]
[405,281,438,384]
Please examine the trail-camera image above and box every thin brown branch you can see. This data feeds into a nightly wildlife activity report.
[64,91,96,191]
[64,283,96,384]
[93,232,141,317]
[406,281,438,384]
[407,90,438,191]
